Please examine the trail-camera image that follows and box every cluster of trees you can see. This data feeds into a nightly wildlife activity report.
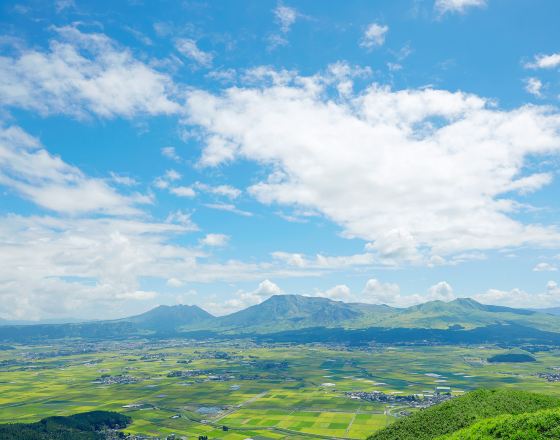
[0,411,131,440]
[368,389,560,440]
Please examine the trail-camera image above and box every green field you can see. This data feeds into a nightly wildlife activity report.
[1,341,560,439]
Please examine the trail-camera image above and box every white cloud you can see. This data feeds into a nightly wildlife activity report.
[0,126,146,215]
[435,0,487,15]
[184,68,560,262]
[170,186,196,197]
[254,279,283,296]
[362,279,454,307]
[165,210,199,230]
[110,172,138,186]
[0,213,320,320]
[360,23,389,49]
[200,233,230,247]
[204,203,253,217]
[166,277,184,288]
[525,53,560,70]
[267,34,289,50]
[533,262,557,272]
[175,38,213,67]
[55,0,75,13]
[161,146,181,162]
[0,26,179,118]
[427,281,454,300]
[473,281,560,308]
[204,279,283,315]
[268,4,298,50]
[154,169,186,192]
[274,5,297,33]
[272,251,375,269]
[316,284,353,301]
[194,182,241,199]
[361,279,402,304]
[525,77,543,97]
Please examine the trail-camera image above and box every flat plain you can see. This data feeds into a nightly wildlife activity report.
[1,341,559,439]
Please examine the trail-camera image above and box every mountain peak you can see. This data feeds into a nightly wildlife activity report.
[123,303,214,331]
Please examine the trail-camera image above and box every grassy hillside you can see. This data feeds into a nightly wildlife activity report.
[439,407,560,440]
[367,389,560,440]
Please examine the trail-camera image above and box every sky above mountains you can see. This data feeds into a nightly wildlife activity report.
[1,0,560,320]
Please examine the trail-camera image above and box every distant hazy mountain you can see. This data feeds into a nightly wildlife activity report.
[122,304,215,332]
[2,294,560,343]
[533,307,560,316]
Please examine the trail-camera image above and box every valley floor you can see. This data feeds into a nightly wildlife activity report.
[1,340,560,439]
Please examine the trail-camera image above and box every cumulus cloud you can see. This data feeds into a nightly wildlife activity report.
[204,279,283,315]
[0,212,321,320]
[175,38,213,67]
[254,279,283,296]
[0,26,179,118]
[525,77,543,97]
[200,233,230,247]
[435,0,487,15]
[361,278,402,304]
[360,23,389,49]
[361,279,455,307]
[184,68,560,262]
[0,126,147,215]
[525,53,560,70]
[473,281,560,308]
[315,284,352,301]
[533,262,557,272]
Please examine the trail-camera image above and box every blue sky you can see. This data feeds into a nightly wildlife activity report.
[1,0,560,320]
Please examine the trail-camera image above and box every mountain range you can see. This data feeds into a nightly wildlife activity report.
[2,294,560,343]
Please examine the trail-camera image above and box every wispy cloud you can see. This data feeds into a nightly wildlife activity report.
[435,0,487,16]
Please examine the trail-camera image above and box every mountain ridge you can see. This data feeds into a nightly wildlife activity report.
[2,294,560,342]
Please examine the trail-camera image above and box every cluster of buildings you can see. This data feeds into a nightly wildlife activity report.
[92,374,141,385]
[536,372,560,382]
[345,389,454,408]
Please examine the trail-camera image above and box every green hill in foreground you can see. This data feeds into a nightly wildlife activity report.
[439,407,560,440]
[368,389,560,440]
[0,411,131,440]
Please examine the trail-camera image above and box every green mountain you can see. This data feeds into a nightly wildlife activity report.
[368,389,560,440]
[3,295,560,342]
[203,295,560,334]
[369,297,557,331]
[213,294,366,333]
[122,304,215,332]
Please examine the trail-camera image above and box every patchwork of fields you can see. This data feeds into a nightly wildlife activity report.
[1,341,560,439]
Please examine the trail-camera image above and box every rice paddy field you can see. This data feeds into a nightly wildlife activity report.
[1,341,560,439]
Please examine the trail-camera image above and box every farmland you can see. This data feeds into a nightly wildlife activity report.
[1,341,560,439]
